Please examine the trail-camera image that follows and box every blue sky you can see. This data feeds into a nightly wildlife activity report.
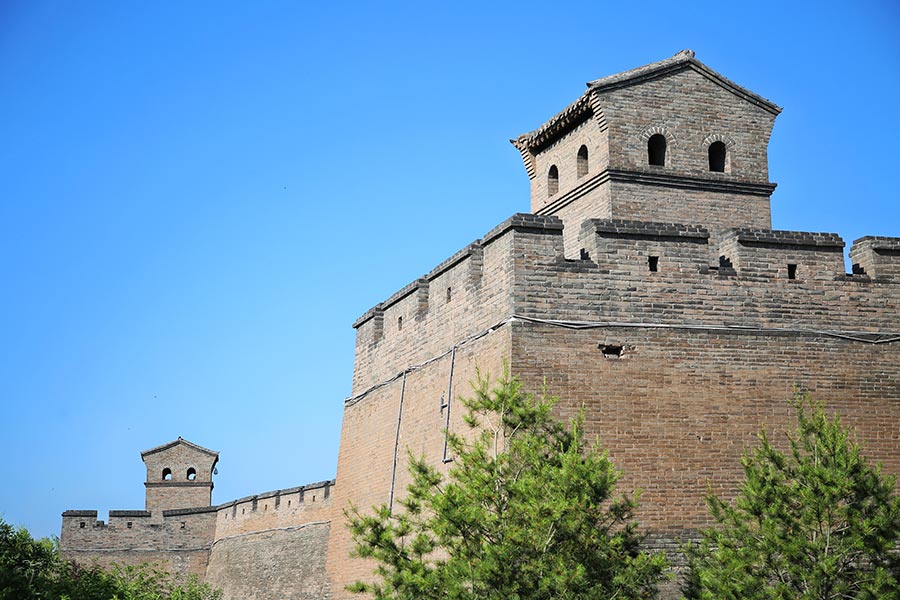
[1,1,898,539]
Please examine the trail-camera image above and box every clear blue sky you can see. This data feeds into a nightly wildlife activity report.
[1,1,898,540]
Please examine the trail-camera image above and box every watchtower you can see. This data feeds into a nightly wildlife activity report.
[141,437,218,512]
[512,50,781,256]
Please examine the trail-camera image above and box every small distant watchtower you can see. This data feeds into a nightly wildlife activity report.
[512,50,781,256]
[141,437,218,512]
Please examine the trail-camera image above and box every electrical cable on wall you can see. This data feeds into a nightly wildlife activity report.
[345,314,900,409]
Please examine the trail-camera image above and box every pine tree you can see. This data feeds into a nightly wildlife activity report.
[684,393,900,599]
[347,371,667,600]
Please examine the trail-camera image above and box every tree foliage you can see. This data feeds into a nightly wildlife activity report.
[684,393,900,599]
[0,517,221,600]
[347,371,667,600]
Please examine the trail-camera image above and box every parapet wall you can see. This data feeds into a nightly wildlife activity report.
[60,479,337,599]
[213,479,334,539]
[851,236,900,280]
[354,213,900,401]
[60,507,217,577]
[351,214,564,393]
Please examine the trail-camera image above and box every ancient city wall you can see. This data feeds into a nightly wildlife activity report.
[206,480,335,600]
[337,212,900,599]
[328,320,511,599]
[60,507,216,577]
[351,214,563,392]
[505,215,900,527]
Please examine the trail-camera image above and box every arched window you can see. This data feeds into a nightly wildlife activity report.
[708,141,727,172]
[187,467,197,481]
[577,145,588,178]
[162,468,172,481]
[547,165,559,196]
[648,134,666,166]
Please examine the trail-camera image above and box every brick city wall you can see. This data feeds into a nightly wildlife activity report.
[206,481,335,600]
[57,52,900,600]
[60,480,337,600]
[333,213,899,599]
[60,507,217,578]
[327,324,511,599]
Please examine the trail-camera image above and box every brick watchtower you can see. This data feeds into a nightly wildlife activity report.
[141,437,218,513]
[511,49,781,257]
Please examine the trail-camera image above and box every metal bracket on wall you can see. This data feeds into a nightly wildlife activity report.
[441,346,457,464]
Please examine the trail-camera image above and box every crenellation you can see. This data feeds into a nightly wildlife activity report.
[850,236,900,281]
[720,228,846,280]
[214,481,334,539]
[579,219,711,276]
[349,214,564,393]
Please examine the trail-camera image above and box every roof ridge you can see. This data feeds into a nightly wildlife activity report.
[140,437,219,459]
[587,49,780,114]
[512,50,781,152]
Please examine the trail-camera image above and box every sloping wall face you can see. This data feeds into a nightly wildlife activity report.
[206,485,334,600]
[512,323,900,600]
[206,523,331,600]
[327,326,511,600]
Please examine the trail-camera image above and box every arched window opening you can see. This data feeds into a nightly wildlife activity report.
[547,165,559,196]
[577,145,589,178]
[186,467,197,481]
[162,468,172,481]
[709,141,727,172]
[648,134,666,166]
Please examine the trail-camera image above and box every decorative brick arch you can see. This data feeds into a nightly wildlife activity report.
[640,125,678,167]
[701,133,736,150]
[640,125,678,147]
[702,133,736,173]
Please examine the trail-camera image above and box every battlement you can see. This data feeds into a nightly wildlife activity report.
[719,228,846,281]
[850,236,900,280]
[350,214,900,396]
[60,503,217,578]
[214,479,334,539]
[350,214,564,392]
[580,219,711,276]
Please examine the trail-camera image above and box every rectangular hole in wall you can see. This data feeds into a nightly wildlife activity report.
[648,256,659,272]
[127,522,132,529]
[599,344,624,358]
[788,263,797,280]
